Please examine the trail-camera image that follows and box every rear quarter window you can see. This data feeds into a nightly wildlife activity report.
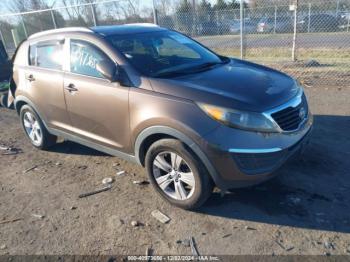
[29,41,63,70]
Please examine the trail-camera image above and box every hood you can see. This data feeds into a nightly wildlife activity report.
[149,58,299,112]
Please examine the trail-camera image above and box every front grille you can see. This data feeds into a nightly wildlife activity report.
[271,94,308,131]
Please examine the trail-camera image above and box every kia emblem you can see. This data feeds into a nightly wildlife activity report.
[299,107,306,119]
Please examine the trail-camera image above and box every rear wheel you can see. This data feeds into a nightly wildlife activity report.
[0,93,8,107]
[20,105,57,149]
[145,139,213,210]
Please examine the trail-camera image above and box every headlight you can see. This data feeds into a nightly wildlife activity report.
[197,103,279,132]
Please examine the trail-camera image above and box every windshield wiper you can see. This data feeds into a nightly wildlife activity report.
[153,70,191,78]
[190,61,224,71]
[154,60,229,78]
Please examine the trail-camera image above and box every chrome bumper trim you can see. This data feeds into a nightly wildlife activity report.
[229,147,282,154]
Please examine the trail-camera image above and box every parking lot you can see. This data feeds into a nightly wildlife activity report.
[0,76,349,256]
[197,32,350,49]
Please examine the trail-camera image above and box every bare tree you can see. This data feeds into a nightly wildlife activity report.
[5,0,56,13]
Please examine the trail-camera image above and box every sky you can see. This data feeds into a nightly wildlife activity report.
[0,0,223,15]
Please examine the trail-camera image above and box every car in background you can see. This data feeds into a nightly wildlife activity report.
[230,19,259,34]
[0,40,12,82]
[297,14,340,32]
[257,17,293,33]
[198,21,219,35]
[198,20,230,35]
[337,12,350,30]
[0,40,13,107]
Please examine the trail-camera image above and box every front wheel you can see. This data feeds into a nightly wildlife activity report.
[145,139,213,210]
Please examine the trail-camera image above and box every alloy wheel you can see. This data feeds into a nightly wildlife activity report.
[23,111,43,146]
[152,151,195,201]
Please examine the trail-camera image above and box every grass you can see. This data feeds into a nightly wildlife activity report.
[213,47,350,62]
[213,47,350,74]
[212,47,350,85]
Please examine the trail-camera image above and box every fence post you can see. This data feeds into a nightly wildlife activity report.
[152,0,158,24]
[240,0,244,59]
[192,0,196,36]
[90,3,97,26]
[307,3,311,33]
[274,5,277,34]
[50,10,57,29]
[336,0,340,16]
[11,29,19,48]
[292,0,298,62]
[21,15,28,38]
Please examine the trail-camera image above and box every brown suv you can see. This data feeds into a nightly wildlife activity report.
[11,24,312,209]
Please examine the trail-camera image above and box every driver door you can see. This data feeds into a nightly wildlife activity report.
[63,39,130,151]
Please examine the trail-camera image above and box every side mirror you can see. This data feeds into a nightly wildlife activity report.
[96,60,117,82]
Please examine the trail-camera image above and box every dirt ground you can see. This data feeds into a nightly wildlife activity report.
[0,79,350,256]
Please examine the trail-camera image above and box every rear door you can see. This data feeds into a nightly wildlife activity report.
[63,38,130,152]
[25,40,70,130]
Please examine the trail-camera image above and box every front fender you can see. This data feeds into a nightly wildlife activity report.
[134,125,224,189]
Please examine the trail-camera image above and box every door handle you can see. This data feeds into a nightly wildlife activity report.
[65,83,78,92]
[25,74,35,82]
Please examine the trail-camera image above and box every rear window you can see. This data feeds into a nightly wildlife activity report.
[29,41,63,70]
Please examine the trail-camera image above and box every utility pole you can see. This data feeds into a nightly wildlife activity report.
[240,0,244,59]
[292,0,298,61]
[336,0,340,16]
[90,3,97,26]
[192,0,196,35]
[152,0,158,24]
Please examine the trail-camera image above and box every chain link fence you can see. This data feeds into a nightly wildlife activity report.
[156,0,350,87]
[0,0,349,87]
[0,0,152,53]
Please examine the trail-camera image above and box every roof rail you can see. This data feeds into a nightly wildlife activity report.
[124,23,159,27]
[28,27,93,39]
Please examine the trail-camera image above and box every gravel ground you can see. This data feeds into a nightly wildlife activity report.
[0,82,350,256]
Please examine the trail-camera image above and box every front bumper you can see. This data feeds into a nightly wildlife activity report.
[201,113,313,190]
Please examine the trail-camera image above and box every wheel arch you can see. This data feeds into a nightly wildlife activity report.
[134,126,222,188]
[14,96,49,129]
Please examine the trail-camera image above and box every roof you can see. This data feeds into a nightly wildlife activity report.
[28,27,92,39]
[27,24,166,40]
[91,23,166,36]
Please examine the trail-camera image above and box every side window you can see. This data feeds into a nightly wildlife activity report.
[29,45,36,66]
[70,40,111,79]
[29,41,63,70]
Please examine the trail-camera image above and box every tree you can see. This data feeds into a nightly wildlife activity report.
[176,0,192,13]
[175,0,193,34]
[198,0,212,22]
[157,0,172,16]
[59,0,96,26]
[213,0,227,11]
[4,0,64,37]
[227,0,242,10]
[199,0,212,12]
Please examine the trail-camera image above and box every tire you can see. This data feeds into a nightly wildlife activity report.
[0,93,8,108]
[20,105,57,149]
[145,138,213,210]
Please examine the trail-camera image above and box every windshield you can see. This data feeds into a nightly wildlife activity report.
[107,30,225,77]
